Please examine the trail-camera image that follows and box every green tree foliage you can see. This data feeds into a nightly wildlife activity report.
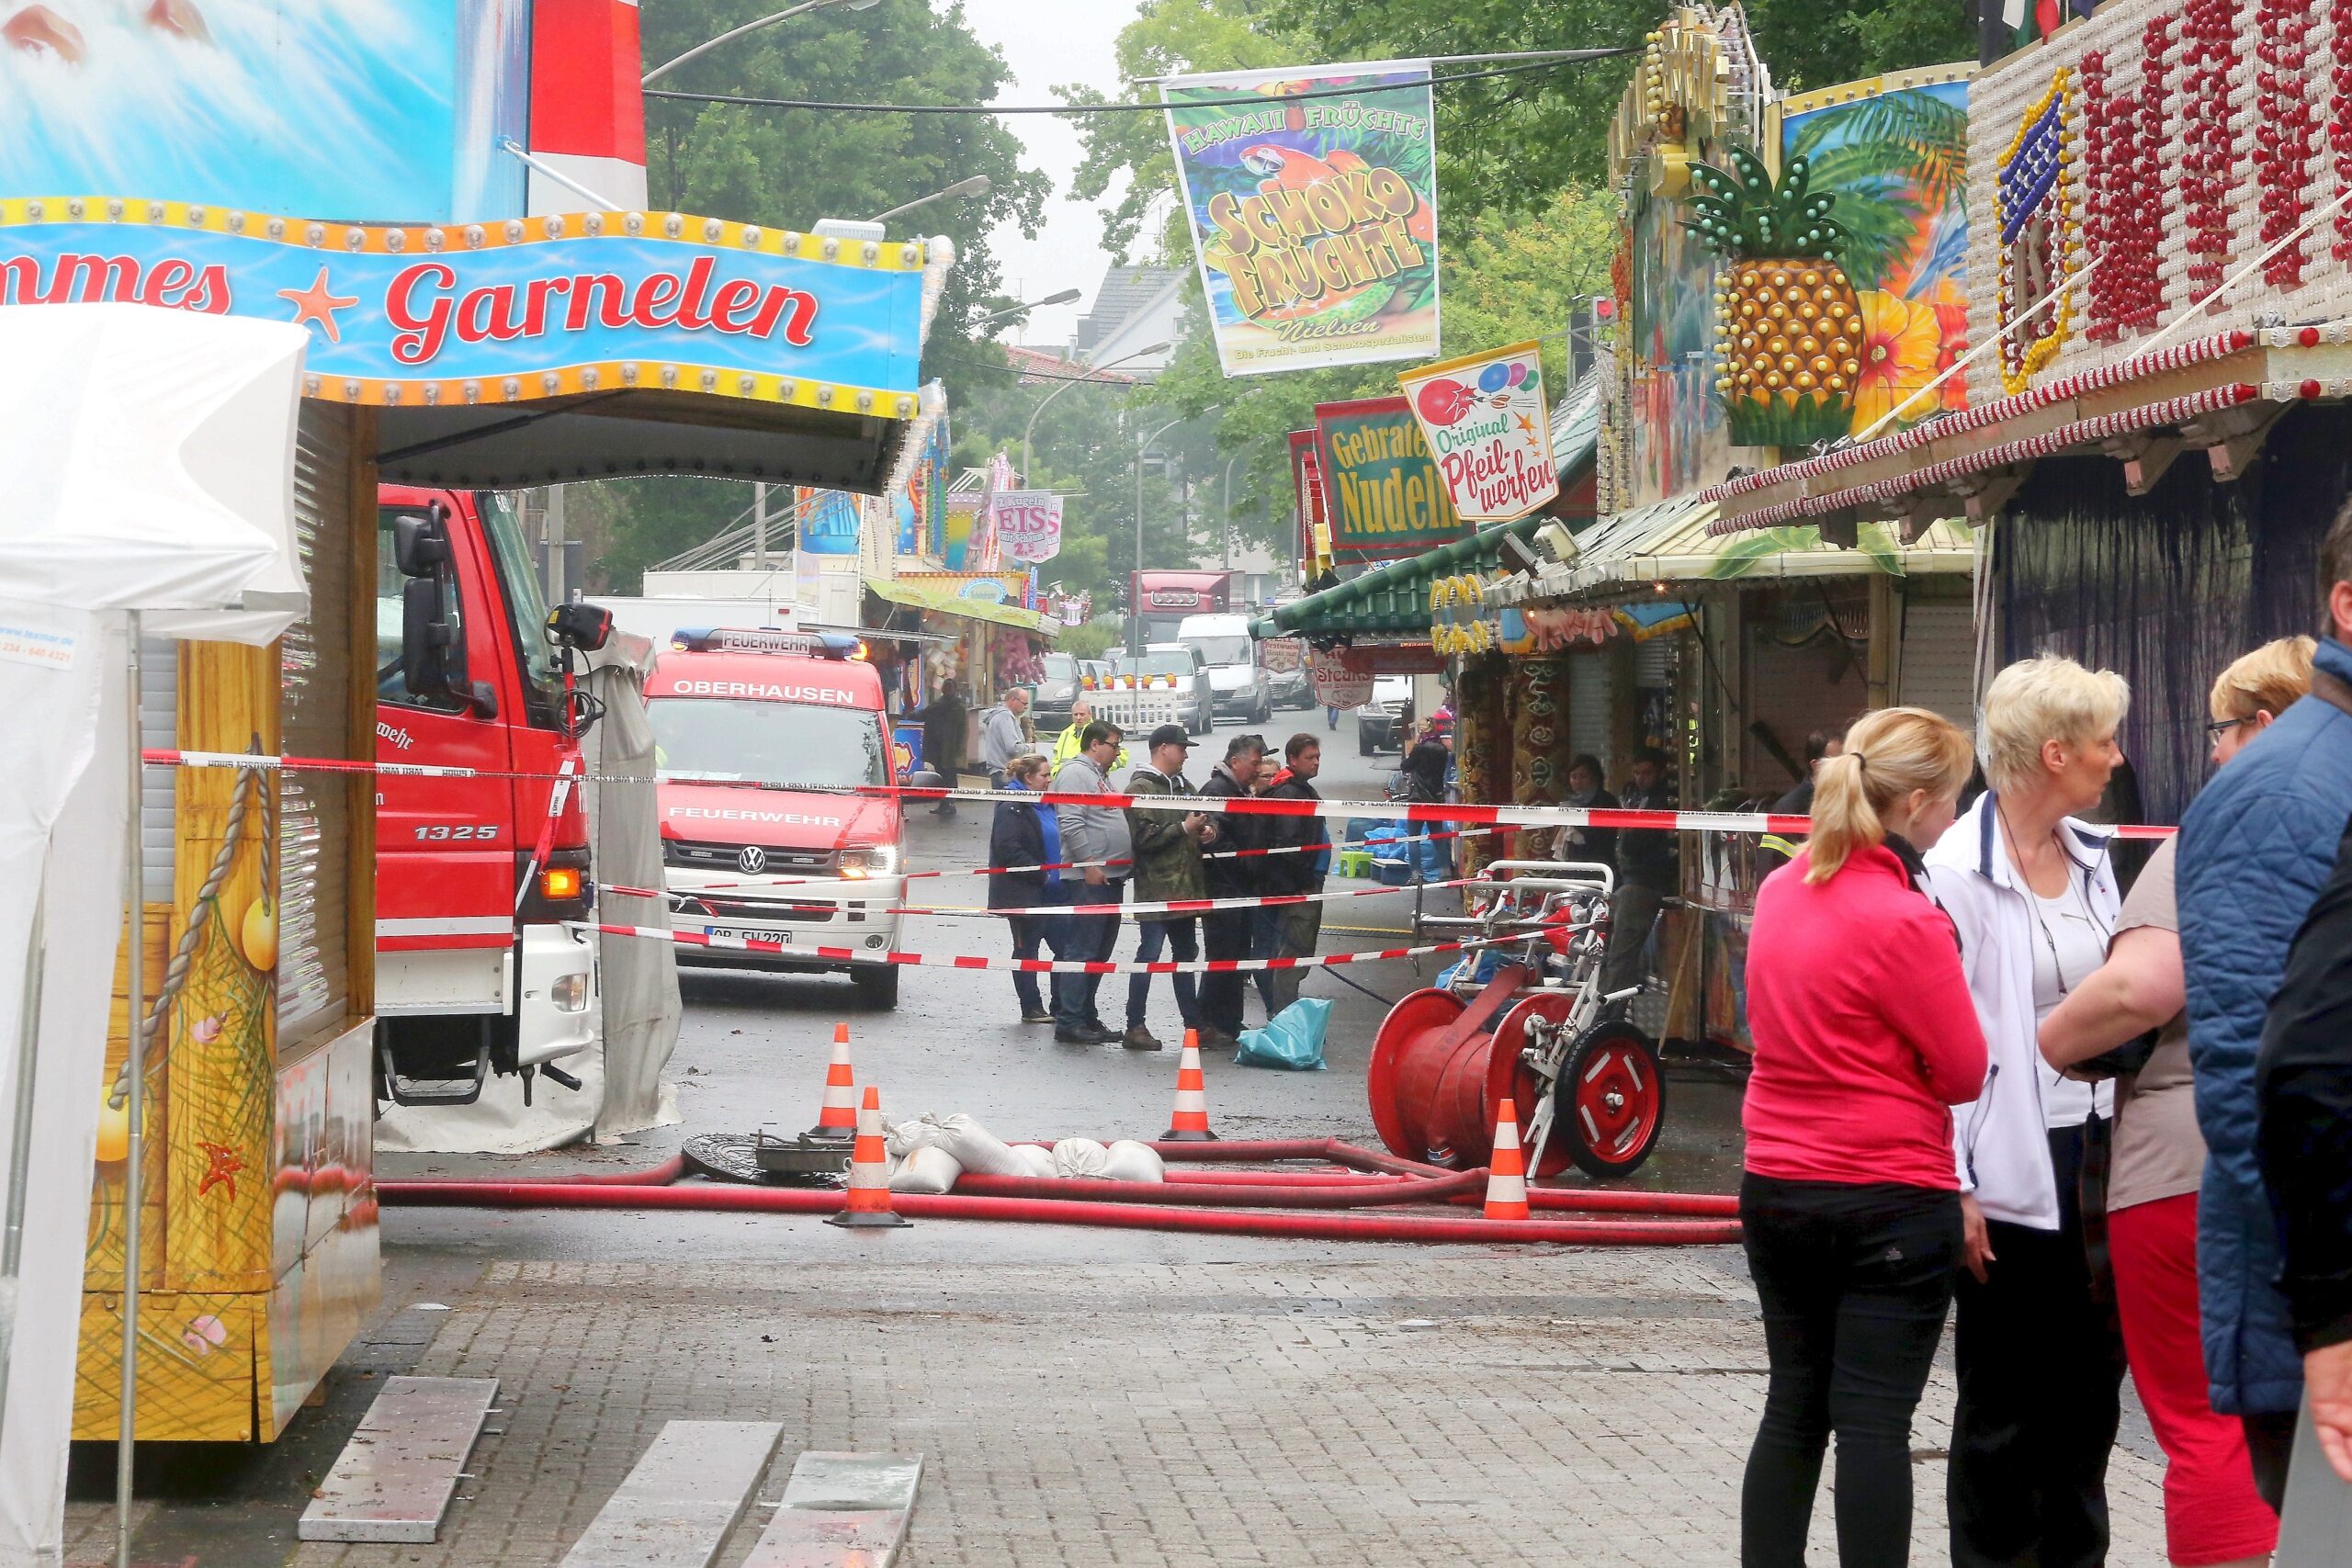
[574,0,1048,591]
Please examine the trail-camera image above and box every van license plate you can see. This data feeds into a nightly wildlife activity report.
[706,926,784,944]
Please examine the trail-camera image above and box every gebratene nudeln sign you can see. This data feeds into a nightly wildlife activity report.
[1160,61,1441,378]
[1396,340,1558,523]
[1313,394,1464,563]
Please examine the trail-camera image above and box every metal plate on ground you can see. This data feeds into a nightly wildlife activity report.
[558,1419,785,1568]
[741,1508,910,1568]
[683,1132,847,1185]
[779,1452,922,1513]
[298,1375,499,1543]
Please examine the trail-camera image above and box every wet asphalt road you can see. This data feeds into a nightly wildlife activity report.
[378,705,1748,1270]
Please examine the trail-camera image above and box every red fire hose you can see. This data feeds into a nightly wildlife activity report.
[945,1170,1487,1209]
[376,1178,1740,1246]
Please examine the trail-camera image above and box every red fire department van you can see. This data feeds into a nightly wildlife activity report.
[374,486,603,1106]
[644,627,910,1007]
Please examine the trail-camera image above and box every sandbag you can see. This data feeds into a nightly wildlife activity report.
[1009,1144,1059,1179]
[886,1112,1030,1176]
[1050,1137,1110,1178]
[888,1145,963,1194]
[1235,998,1332,1071]
[1099,1140,1167,1183]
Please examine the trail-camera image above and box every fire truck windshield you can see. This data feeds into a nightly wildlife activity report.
[650,700,888,788]
[477,492,561,715]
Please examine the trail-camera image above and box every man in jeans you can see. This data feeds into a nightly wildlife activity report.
[1255,733,1330,1018]
[1048,721,1129,1043]
[1602,746,1679,1001]
[1196,733,1266,1048]
[977,685,1031,789]
[2180,504,2352,1505]
[1121,724,1210,1051]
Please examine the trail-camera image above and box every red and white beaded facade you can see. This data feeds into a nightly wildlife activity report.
[1968,0,2352,395]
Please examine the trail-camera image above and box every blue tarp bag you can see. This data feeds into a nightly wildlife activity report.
[1235,998,1332,1071]
[1433,949,1505,989]
[1365,824,1408,863]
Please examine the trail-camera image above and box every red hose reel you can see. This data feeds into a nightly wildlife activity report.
[1367,964,1667,1179]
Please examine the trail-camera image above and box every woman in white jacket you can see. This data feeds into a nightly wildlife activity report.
[1924,654,2129,1568]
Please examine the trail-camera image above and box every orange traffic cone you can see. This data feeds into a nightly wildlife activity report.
[1483,1098,1530,1220]
[827,1086,908,1229]
[1163,1030,1217,1143]
[806,1022,858,1141]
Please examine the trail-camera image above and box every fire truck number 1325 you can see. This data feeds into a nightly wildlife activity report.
[412,825,501,840]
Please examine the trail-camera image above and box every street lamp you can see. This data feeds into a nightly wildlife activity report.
[871,175,991,225]
[1021,340,1169,485]
[642,0,880,85]
[974,287,1081,333]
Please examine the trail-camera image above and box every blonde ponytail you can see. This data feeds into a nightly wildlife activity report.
[1802,706,1976,885]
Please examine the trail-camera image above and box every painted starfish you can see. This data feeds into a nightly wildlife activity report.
[196,1140,243,1201]
[278,266,358,344]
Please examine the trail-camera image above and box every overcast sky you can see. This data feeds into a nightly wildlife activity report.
[965,0,1146,352]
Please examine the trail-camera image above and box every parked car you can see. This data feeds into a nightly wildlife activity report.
[1027,650,1083,731]
[1357,675,1413,755]
[1177,612,1272,725]
[1261,636,1313,709]
[1109,644,1215,734]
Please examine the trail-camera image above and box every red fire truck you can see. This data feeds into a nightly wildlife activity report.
[373,486,605,1106]
[643,627,910,1009]
[1127,569,1232,650]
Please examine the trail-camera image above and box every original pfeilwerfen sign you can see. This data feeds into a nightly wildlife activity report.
[1396,340,1557,523]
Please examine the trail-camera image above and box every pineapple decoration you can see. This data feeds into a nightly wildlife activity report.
[1685,147,1863,449]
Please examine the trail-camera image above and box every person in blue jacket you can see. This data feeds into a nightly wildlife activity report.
[2177,504,2352,1509]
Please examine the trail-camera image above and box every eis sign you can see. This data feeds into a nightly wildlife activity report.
[0,199,934,412]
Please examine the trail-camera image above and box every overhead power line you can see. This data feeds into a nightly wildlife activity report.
[645,51,1636,116]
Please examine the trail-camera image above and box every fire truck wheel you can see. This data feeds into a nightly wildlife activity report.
[1552,1024,1667,1179]
[852,964,901,1010]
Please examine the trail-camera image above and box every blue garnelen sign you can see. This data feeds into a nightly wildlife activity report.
[0,199,938,415]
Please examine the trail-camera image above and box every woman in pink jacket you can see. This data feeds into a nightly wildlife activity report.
[1739,705,1988,1568]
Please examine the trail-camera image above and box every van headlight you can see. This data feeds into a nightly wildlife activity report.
[839,845,899,880]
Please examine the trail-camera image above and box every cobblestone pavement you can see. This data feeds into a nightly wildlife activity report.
[256,1251,2165,1568]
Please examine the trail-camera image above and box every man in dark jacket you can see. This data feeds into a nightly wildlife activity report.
[1255,734,1330,1017]
[1601,746,1679,998]
[2181,505,2352,1502]
[918,679,968,818]
[1195,733,1266,1047]
[2259,807,2352,1485]
[1120,724,1209,1051]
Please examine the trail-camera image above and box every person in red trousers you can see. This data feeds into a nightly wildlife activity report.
[2039,636,2313,1568]
[1738,705,1988,1568]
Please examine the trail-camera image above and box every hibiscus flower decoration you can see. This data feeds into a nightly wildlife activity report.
[1933,300,1970,412]
[1849,291,1943,436]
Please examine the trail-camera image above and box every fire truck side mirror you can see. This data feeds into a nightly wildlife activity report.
[391,513,449,579]
[546,602,615,652]
[394,501,488,714]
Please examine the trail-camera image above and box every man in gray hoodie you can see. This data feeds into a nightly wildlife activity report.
[978,686,1031,789]
[1049,722,1130,1043]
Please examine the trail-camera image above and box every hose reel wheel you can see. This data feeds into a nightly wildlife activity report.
[1551,1024,1667,1179]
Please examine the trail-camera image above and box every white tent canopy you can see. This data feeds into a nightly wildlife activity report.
[0,303,308,1568]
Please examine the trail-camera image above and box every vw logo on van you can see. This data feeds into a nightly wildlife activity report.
[737,845,768,875]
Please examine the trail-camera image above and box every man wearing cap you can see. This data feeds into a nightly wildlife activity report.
[1196,733,1268,1048]
[1120,724,1211,1051]
[1255,733,1330,1017]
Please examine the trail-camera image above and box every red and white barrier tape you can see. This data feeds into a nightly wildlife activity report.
[142,750,2178,840]
[569,920,1502,975]
[594,826,1496,896]
[600,875,1485,917]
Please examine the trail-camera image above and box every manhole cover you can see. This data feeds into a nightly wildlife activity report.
[682,1132,849,1186]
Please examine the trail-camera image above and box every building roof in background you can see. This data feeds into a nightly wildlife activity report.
[1005,344,1132,387]
[1078,267,1185,355]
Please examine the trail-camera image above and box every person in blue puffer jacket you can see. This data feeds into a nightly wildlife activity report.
[2177,505,2352,1511]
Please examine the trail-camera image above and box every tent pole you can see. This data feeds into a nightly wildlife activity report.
[116,614,142,1568]
[0,847,48,1433]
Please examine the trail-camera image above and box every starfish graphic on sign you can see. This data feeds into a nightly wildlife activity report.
[277,265,358,344]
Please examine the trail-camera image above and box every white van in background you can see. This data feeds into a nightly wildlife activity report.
[1176,612,1271,726]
